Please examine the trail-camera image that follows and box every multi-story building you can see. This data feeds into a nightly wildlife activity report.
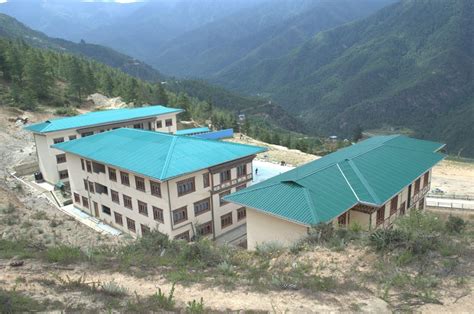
[225,135,445,250]
[53,128,265,242]
[25,105,183,185]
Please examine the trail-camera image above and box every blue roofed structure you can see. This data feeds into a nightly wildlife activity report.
[25,105,183,133]
[53,128,266,181]
[175,127,210,136]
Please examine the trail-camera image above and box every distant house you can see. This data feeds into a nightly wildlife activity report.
[24,105,183,185]
[53,128,266,241]
[224,135,445,250]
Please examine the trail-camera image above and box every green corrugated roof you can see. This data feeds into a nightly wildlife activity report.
[225,135,445,226]
[175,127,210,135]
[53,128,266,181]
[24,105,183,133]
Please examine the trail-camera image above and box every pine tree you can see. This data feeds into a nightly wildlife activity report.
[23,51,53,101]
[66,58,86,100]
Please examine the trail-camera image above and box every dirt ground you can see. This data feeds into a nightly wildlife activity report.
[226,134,319,166]
[431,160,474,196]
[1,106,474,312]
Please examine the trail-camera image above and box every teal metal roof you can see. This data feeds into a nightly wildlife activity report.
[53,128,266,181]
[24,105,183,133]
[225,135,445,226]
[175,127,210,135]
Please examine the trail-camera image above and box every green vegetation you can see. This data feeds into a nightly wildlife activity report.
[0,289,49,313]
[217,0,474,157]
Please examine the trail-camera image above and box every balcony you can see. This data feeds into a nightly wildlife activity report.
[213,174,252,192]
[410,185,430,208]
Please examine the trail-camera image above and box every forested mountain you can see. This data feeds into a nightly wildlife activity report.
[0,14,163,82]
[153,0,393,77]
[214,0,474,157]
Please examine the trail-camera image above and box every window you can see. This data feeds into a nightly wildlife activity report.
[126,218,136,232]
[102,205,111,216]
[69,135,77,141]
[73,193,80,204]
[81,131,93,137]
[237,164,247,177]
[194,198,210,216]
[414,178,421,194]
[174,230,190,242]
[153,206,164,223]
[203,173,210,188]
[390,196,398,216]
[53,137,64,144]
[108,167,117,181]
[114,212,123,226]
[173,206,188,224]
[95,182,108,195]
[220,169,231,183]
[82,196,89,209]
[81,159,85,171]
[133,123,143,129]
[92,162,105,174]
[88,181,95,194]
[376,207,385,226]
[237,207,246,221]
[236,184,246,192]
[83,179,88,191]
[221,213,233,229]
[56,154,66,164]
[86,160,92,173]
[177,177,195,196]
[423,172,429,188]
[120,171,130,186]
[138,200,148,216]
[165,119,173,127]
[156,120,163,128]
[219,190,231,206]
[111,190,120,204]
[58,170,68,180]
[150,181,161,197]
[141,224,151,235]
[123,195,133,209]
[135,176,146,192]
[197,221,213,236]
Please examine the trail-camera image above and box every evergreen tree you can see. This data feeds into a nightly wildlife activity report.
[66,58,86,100]
[23,51,52,101]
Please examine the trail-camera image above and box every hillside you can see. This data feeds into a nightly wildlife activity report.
[214,0,474,157]
[0,13,164,82]
[151,0,392,77]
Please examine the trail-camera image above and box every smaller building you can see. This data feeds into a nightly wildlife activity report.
[53,128,266,242]
[24,105,183,185]
[224,135,445,250]
[175,127,211,136]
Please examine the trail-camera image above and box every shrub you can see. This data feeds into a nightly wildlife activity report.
[369,229,406,251]
[100,281,128,297]
[255,242,283,257]
[152,284,175,310]
[306,223,334,244]
[0,288,47,313]
[45,246,83,264]
[445,216,466,234]
[54,107,78,116]
[0,203,16,214]
[186,297,205,314]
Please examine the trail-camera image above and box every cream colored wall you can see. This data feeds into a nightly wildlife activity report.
[246,208,308,250]
[33,112,179,185]
[349,210,371,229]
[37,129,77,184]
[66,153,254,239]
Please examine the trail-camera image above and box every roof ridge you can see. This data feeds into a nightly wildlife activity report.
[160,136,178,180]
[336,162,361,202]
[347,159,381,204]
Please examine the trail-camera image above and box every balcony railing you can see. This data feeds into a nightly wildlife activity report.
[410,185,430,208]
[213,174,252,192]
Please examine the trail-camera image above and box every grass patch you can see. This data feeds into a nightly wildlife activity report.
[0,288,49,313]
[45,246,84,264]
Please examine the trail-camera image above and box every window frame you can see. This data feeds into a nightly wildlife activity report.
[177,177,195,197]
[172,206,188,225]
[114,212,123,226]
[221,212,233,229]
[120,171,130,186]
[135,176,146,192]
[237,207,246,221]
[108,167,117,182]
[123,194,133,210]
[220,169,231,183]
[56,154,67,164]
[138,200,148,217]
[126,217,136,233]
[194,198,211,216]
[150,181,162,197]
[111,190,120,204]
[153,206,164,223]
